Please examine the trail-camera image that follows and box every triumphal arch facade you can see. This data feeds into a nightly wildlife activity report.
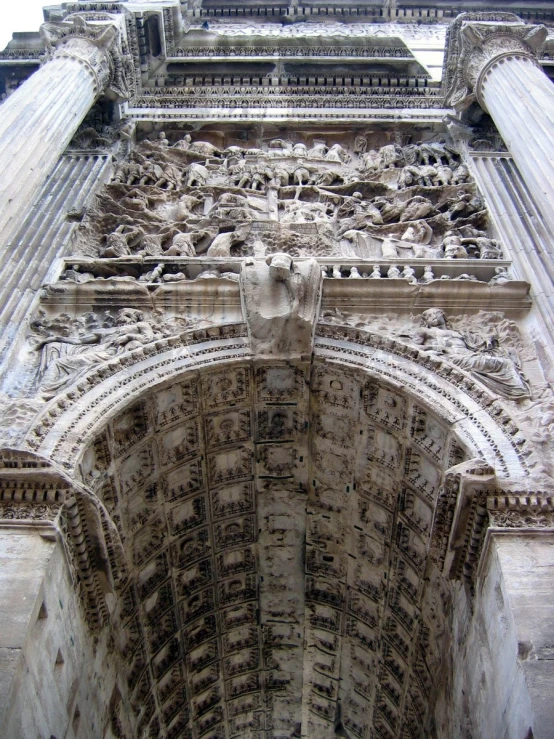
[0,2,553,738]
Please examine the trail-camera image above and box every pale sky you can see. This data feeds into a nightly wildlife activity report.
[1,1,46,50]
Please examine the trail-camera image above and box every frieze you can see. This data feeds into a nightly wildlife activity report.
[51,130,505,274]
[171,44,415,59]
[488,493,554,529]
[133,94,445,111]
[143,84,437,97]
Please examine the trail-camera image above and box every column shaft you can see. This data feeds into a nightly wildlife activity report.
[0,58,97,247]
[0,18,123,250]
[480,55,554,240]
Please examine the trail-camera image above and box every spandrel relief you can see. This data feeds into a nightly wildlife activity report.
[66,130,503,265]
[27,307,200,397]
[319,308,532,401]
[406,309,530,399]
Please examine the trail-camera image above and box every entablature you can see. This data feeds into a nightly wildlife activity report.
[3,1,554,111]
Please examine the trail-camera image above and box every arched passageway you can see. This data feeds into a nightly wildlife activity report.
[17,322,529,739]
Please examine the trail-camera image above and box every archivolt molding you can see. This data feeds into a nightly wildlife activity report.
[25,323,251,469]
[314,322,531,480]
[21,319,534,480]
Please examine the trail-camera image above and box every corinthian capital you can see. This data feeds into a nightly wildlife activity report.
[444,12,547,112]
[39,15,135,101]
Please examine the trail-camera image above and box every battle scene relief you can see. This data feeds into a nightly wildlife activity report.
[67,127,502,278]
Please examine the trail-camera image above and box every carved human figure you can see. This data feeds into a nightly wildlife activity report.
[111,160,131,185]
[119,188,158,214]
[379,143,404,169]
[174,134,220,157]
[372,197,405,224]
[165,232,197,257]
[131,160,155,188]
[112,156,142,186]
[231,160,253,189]
[206,224,250,257]
[398,166,420,189]
[381,237,401,259]
[34,309,164,395]
[418,139,458,166]
[452,163,471,185]
[174,193,203,221]
[268,138,292,155]
[292,142,308,158]
[444,192,483,221]
[186,162,209,187]
[442,231,468,259]
[159,162,182,190]
[359,149,380,173]
[101,224,143,257]
[325,143,351,164]
[281,200,331,223]
[270,164,291,188]
[462,235,502,259]
[308,141,328,159]
[250,162,274,191]
[241,253,321,357]
[402,143,421,166]
[433,165,454,187]
[400,196,435,223]
[401,222,433,246]
[417,165,439,187]
[209,192,260,221]
[174,134,192,151]
[138,234,164,256]
[293,163,312,187]
[489,267,513,285]
[420,265,435,283]
[337,192,383,232]
[409,308,530,399]
[312,167,345,187]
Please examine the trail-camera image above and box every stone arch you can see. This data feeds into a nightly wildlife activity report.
[18,323,533,738]
[24,322,531,481]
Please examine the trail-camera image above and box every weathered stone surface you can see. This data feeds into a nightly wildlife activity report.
[241,254,322,358]
[1,2,554,738]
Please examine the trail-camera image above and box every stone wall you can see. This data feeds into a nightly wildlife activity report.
[0,529,133,739]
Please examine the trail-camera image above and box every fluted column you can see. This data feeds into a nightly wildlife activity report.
[478,55,554,235]
[445,14,554,234]
[0,21,127,247]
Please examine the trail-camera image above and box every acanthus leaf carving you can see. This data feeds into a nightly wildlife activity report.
[40,15,135,100]
[443,13,548,112]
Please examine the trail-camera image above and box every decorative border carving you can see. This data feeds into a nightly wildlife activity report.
[488,493,554,529]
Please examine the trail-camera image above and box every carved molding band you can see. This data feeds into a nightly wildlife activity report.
[488,493,554,529]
